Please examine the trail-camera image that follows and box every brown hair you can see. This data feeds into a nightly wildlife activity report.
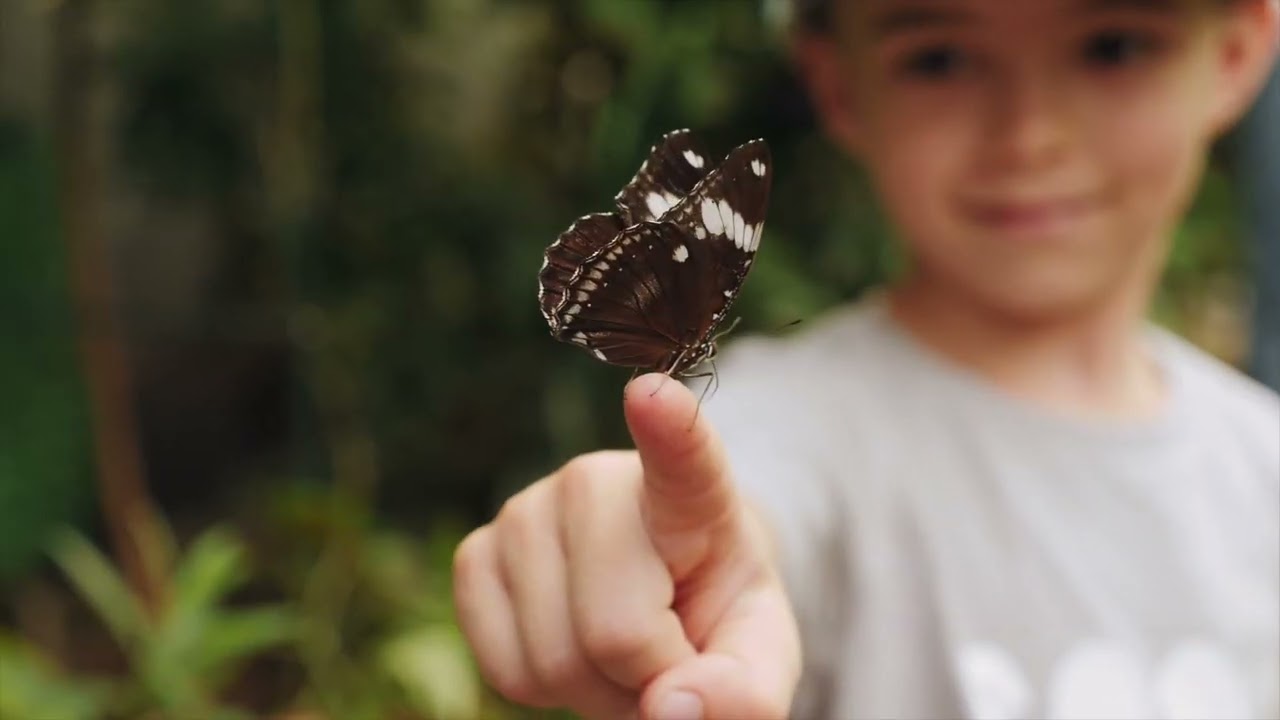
[793,0,833,33]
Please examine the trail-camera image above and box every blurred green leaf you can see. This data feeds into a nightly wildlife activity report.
[48,530,147,655]
[0,633,110,720]
[380,624,482,720]
[200,606,298,675]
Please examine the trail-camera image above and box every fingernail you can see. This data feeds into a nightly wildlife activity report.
[654,690,703,720]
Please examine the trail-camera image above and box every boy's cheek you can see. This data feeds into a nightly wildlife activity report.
[1098,94,1209,241]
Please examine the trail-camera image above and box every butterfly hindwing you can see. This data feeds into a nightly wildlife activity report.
[538,212,625,328]
[553,221,721,372]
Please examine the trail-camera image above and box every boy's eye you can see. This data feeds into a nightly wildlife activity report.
[1082,31,1158,67]
[900,46,968,79]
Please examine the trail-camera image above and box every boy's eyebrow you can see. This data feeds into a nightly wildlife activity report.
[1078,0,1180,12]
[870,3,977,37]
[869,0,1182,37]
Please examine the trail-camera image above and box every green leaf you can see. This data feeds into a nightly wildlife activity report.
[169,526,249,618]
[198,606,298,674]
[0,632,112,720]
[47,529,147,654]
[379,624,482,720]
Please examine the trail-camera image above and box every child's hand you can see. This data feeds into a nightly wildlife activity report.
[453,373,800,720]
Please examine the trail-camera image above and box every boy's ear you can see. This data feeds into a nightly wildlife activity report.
[790,32,866,157]
[1207,0,1280,137]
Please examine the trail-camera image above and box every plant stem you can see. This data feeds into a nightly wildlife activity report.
[53,0,166,616]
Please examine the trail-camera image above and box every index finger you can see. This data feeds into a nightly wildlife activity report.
[624,373,736,538]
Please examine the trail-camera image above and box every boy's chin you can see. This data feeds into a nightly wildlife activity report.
[966,271,1131,328]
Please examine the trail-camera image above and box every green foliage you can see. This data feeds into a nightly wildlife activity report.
[0,118,94,585]
[0,632,111,720]
[48,526,296,719]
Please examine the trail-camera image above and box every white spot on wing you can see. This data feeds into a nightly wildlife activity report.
[645,193,670,218]
[723,289,733,298]
[695,227,706,240]
[717,199,734,240]
[673,245,689,263]
[751,158,766,177]
[701,199,724,236]
[733,211,746,250]
[682,149,704,168]
[593,348,607,361]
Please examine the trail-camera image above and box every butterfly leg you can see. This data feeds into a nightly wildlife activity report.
[711,316,743,344]
[649,374,670,397]
[671,369,717,430]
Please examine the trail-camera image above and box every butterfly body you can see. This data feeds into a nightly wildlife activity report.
[539,129,772,377]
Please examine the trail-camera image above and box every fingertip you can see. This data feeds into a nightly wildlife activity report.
[624,373,699,440]
[624,372,681,411]
[625,372,669,397]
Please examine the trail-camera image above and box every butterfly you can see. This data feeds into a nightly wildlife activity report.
[538,129,772,377]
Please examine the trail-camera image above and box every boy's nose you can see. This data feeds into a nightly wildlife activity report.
[983,67,1073,173]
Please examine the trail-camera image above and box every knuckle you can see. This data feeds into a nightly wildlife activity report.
[530,643,589,691]
[579,612,659,665]
[558,451,608,486]
[556,457,602,510]
[452,528,489,586]
[496,490,543,545]
[480,663,548,708]
[561,450,636,484]
[557,450,639,507]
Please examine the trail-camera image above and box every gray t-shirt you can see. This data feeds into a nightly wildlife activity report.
[703,292,1280,720]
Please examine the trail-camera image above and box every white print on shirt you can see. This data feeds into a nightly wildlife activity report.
[957,638,1259,720]
[955,643,1033,719]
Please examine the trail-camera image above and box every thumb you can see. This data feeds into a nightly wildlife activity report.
[639,585,801,720]
[624,373,736,541]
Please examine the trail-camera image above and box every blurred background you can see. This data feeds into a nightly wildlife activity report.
[0,0,1275,718]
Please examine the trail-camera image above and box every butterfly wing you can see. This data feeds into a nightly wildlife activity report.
[657,137,772,349]
[544,132,773,375]
[552,221,716,371]
[613,129,714,225]
[538,212,625,328]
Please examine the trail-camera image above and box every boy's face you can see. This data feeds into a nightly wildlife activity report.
[799,0,1277,321]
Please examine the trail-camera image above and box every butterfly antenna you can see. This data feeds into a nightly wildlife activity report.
[775,318,804,332]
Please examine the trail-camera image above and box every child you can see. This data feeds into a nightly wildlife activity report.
[452,1,1280,718]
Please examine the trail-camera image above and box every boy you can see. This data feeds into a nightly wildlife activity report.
[452,1,1280,718]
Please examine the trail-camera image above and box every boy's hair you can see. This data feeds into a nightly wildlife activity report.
[793,0,833,33]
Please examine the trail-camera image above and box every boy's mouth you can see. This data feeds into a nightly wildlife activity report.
[962,195,1100,238]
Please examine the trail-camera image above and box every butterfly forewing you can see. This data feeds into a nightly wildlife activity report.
[658,138,772,333]
[613,129,713,225]
[538,212,625,327]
